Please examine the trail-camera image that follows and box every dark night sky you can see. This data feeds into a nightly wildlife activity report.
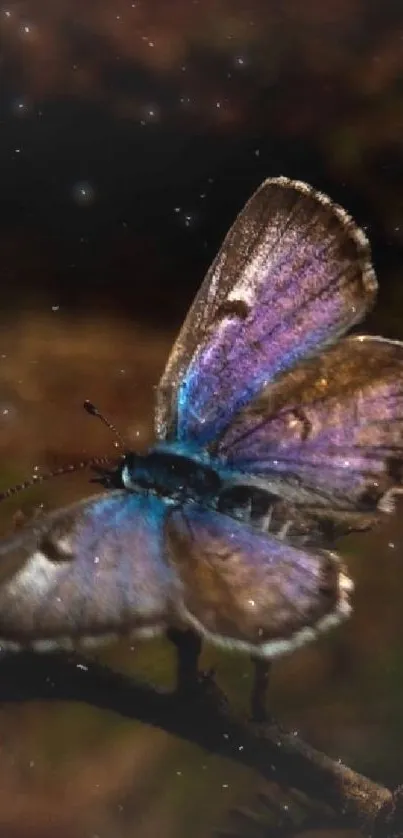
[1,0,403,329]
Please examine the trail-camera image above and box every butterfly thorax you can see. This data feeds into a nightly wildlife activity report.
[121,448,222,504]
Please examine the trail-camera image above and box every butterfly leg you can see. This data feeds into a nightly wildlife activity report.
[251,657,272,722]
[167,627,202,694]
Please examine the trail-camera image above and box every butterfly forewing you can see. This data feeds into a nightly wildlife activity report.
[0,492,174,648]
[216,336,403,517]
[156,177,376,446]
[165,504,352,657]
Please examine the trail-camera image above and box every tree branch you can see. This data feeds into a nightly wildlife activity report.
[0,651,397,836]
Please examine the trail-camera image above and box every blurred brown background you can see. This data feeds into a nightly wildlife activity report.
[1,1,403,836]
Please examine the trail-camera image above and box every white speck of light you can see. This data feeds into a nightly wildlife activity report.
[71,181,95,205]
[23,24,30,33]
[13,99,30,117]
[51,305,60,312]
[248,599,256,607]
[94,556,100,565]
[145,105,159,121]
[4,10,11,17]
[2,409,9,416]
[236,56,245,66]
[388,542,395,549]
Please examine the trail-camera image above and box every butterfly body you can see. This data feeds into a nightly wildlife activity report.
[0,439,351,656]
[101,443,344,544]
[121,445,222,504]
[0,176,402,674]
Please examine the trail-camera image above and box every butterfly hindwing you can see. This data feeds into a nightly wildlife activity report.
[165,503,352,657]
[156,177,376,446]
[216,336,403,524]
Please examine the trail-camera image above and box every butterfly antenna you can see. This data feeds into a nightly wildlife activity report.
[0,456,113,503]
[83,400,127,451]
[0,402,126,504]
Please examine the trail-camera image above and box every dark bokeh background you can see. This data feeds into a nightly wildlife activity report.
[1,2,403,836]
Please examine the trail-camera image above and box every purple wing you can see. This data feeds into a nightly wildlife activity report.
[0,491,174,649]
[216,336,403,515]
[156,177,376,446]
[165,503,352,657]
[0,488,352,659]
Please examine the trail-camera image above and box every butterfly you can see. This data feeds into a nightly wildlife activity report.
[0,176,401,712]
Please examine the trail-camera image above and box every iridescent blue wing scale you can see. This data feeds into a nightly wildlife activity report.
[216,336,403,517]
[156,177,376,446]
